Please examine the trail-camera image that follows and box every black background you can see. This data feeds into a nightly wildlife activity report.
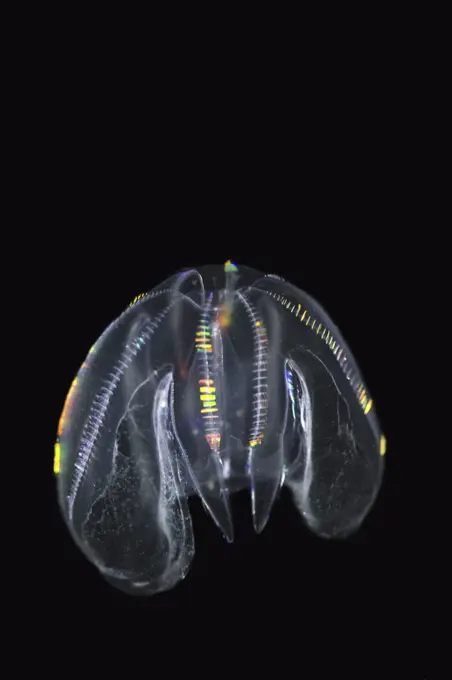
[4,4,432,665]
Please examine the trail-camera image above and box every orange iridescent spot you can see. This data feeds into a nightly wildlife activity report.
[206,433,221,446]
[57,378,78,435]
[218,303,232,329]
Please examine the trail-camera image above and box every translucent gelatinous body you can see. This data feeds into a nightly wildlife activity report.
[55,262,385,595]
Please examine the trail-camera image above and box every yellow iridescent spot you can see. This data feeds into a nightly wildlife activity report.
[200,394,216,401]
[256,321,261,327]
[197,344,212,350]
[129,292,146,307]
[200,387,215,393]
[380,434,387,456]
[201,407,218,413]
[364,398,373,414]
[197,331,211,336]
[206,434,221,449]
[224,260,239,273]
[54,441,61,474]
[301,310,306,321]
